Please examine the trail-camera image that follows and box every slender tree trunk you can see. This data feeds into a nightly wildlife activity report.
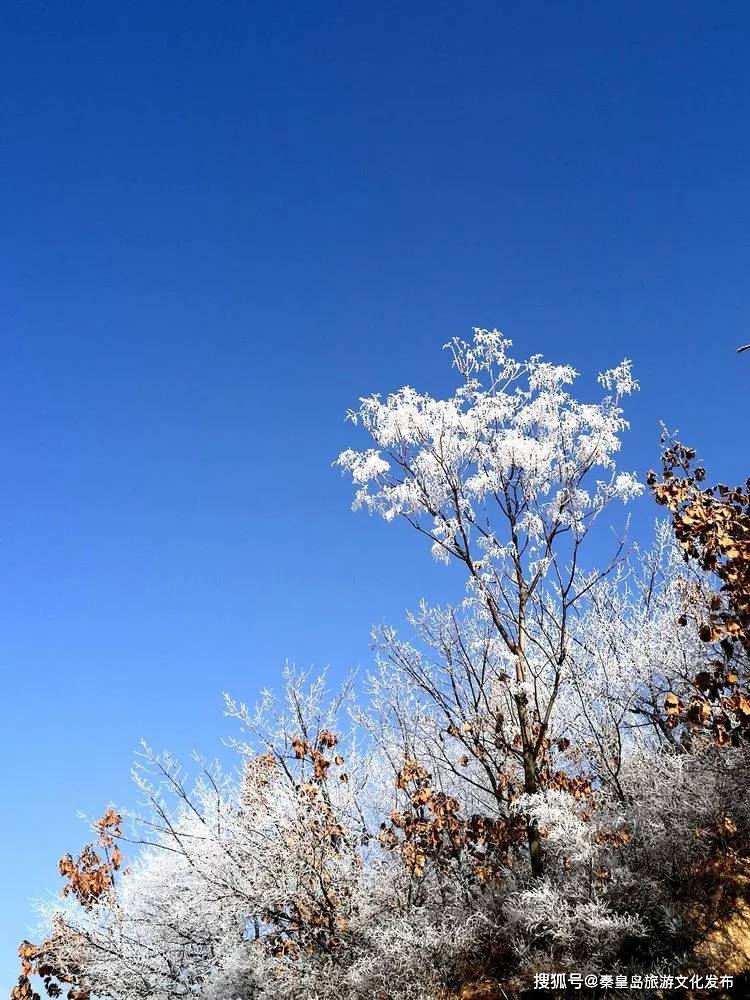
[516,690,544,876]
[515,593,545,877]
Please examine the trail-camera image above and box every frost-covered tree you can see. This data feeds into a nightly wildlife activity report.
[337,329,642,875]
[13,329,750,1000]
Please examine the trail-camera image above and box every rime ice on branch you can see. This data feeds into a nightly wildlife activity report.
[338,329,642,875]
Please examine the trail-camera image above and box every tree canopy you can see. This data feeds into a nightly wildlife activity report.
[13,330,750,1000]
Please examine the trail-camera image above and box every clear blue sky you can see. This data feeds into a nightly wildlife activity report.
[2,0,749,988]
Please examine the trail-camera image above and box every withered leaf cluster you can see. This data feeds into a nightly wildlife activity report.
[381,757,526,885]
[649,439,750,747]
[10,809,122,1000]
[649,438,750,650]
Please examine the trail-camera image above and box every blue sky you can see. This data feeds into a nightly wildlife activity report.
[2,0,749,988]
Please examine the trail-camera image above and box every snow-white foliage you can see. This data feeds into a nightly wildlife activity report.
[337,329,641,558]
[32,331,750,999]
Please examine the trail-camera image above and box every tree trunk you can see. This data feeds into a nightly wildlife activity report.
[514,590,545,878]
[517,693,544,877]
